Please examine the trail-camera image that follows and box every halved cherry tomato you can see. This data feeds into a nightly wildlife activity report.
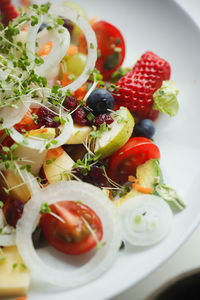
[78,20,125,80]
[40,201,103,255]
[107,137,160,184]
[93,21,125,80]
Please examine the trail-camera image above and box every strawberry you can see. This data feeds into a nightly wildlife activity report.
[0,0,19,26]
[113,51,171,121]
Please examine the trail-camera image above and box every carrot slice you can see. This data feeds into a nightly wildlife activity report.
[128,175,153,194]
[131,185,153,194]
[67,45,78,56]
[72,83,87,100]
[15,296,27,300]
[60,72,73,87]
[46,147,64,160]
[38,41,53,57]
[14,108,40,133]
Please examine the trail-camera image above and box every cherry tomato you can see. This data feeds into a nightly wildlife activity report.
[78,20,125,80]
[93,21,125,80]
[40,201,103,255]
[107,137,160,184]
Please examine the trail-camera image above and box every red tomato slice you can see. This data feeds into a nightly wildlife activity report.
[93,21,126,80]
[107,137,160,184]
[40,201,103,255]
[78,20,125,80]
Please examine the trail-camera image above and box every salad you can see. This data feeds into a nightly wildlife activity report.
[0,0,185,298]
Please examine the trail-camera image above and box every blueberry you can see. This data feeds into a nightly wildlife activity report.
[86,89,115,116]
[38,23,48,32]
[134,119,155,139]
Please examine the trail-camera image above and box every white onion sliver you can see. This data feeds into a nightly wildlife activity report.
[13,146,47,175]
[16,181,121,288]
[35,27,70,77]
[0,100,30,129]
[0,209,16,246]
[49,5,97,93]
[118,195,173,246]
[20,169,41,196]
[9,108,73,150]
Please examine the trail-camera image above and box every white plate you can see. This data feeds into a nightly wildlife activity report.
[12,0,200,299]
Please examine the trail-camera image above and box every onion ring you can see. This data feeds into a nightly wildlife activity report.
[16,181,121,288]
[50,4,97,94]
[118,195,173,246]
[9,107,73,151]
[0,99,30,129]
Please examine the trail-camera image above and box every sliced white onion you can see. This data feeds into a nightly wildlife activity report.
[0,210,15,247]
[36,27,70,77]
[0,100,30,129]
[0,210,16,246]
[16,181,121,288]
[26,5,97,95]
[26,14,70,78]
[118,195,173,246]
[49,4,97,94]
[9,107,73,151]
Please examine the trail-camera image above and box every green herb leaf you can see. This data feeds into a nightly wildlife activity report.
[153,80,179,116]
[40,202,51,214]
[155,184,186,211]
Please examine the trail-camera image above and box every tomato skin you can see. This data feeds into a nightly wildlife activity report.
[40,201,103,255]
[93,21,125,80]
[107,137,160,184]
[78,20,125,80]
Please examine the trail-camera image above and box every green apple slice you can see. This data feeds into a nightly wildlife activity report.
[94,107,134,159]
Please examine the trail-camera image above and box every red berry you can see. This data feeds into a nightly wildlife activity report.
[74,107,91,126]
[36,107,60,128]
[74,165,108,188]
[0,0,19,26]
[114,51,171,121]
[64,95,78,111]
[3,199,24,228]
[93,114,114,128]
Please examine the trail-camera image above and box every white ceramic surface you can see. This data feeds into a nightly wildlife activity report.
[12,0,200,299]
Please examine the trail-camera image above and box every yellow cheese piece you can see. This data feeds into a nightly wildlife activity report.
[0,246,30,297]
[66,124,91,144]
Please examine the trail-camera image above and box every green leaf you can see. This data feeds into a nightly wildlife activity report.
[155,184,186,211]
[40,202,51,214]
[153,80,179,116]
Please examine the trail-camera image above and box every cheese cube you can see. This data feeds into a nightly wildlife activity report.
[0,246,30,297]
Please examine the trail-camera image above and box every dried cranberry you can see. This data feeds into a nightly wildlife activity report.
[93,114,114,128]
[36,107,60,128]
[63,19,74,34]
[4,199,24,228]
[64,95,78,111]
[74,107,92,126]
[74,165,108,188]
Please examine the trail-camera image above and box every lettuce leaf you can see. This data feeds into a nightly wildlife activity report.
[154,184,186,211]
[153,80,179,116]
